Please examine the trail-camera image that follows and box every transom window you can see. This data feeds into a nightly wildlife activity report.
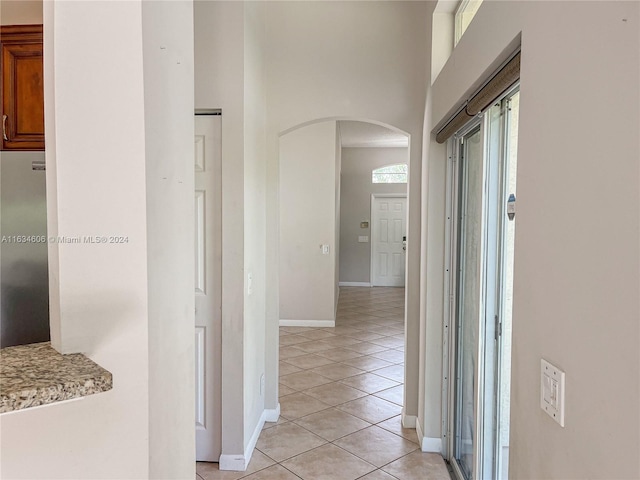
[372,164,408,184]
[454,0,483,45]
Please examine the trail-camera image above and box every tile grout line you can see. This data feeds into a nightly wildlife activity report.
[197,287,449,480]
[273,288,410,479]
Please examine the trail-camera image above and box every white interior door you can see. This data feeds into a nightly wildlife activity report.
[371,195,407,287]
[195,115,222,461]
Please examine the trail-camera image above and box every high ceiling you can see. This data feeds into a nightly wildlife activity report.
[338,121,408,148]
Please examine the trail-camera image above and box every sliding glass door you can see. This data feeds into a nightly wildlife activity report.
[448,88,519,480]
[495,90,519,480]
[453,122,483,480]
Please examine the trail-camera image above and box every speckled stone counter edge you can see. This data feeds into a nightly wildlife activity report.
[0,342,113,414]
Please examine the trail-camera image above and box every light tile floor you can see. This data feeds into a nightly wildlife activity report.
[197,287,451,480]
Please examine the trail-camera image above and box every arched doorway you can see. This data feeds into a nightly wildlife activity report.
[265,118,421,472]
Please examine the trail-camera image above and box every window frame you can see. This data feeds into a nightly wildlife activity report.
[371,163,408,184]
[454,0,484,46]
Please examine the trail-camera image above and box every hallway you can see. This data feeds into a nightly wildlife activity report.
[197,287,450,480]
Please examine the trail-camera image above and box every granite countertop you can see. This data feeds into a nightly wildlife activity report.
[0,342,113,413]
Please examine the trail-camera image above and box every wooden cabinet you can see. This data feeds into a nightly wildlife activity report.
[1,25,44,151]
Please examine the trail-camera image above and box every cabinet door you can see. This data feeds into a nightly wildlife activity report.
[1,25,44,151]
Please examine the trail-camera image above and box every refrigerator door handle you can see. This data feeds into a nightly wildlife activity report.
[32,160,46,171]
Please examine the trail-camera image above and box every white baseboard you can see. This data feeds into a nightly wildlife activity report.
[218,454,247,472]
[416,421,443,453]
[421,437,442,453]
[264,403,280,422]
[401,412,417,428]
[416,421,423,443]
[219,409,267,471]
[279,319,335,327]
[338,282,371,287]
[244,409,266,468]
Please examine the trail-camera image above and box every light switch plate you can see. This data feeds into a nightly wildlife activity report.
[321,244,330,255]
[541,359,565,427]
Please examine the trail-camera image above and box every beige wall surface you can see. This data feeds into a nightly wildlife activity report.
[425,1,640,477]
[2,1,150,478]
[334,125,342,314]
[1,2,196,479]
[195,2,273,464]
[0,2,432,477]
[194,0,430,463]
[279,121,338,321]
[142,1,195,477]
[339,147,408,284]
[194,0,250,463]
[243,0,268,448]
[0,0,42,25]
[264,0,429,424]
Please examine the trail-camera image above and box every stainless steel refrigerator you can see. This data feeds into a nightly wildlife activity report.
[0,151,49,348]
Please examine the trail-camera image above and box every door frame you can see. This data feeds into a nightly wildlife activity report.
[442,85,520,480]
[441,132,459,461]
[369,193,408,287]
[194,112,223,462]
[446,117,487,480]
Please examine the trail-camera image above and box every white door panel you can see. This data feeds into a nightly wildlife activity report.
[380,219,388,242]
[393,218,402,242]
[371,196,406,287]
[195,115,222,462]
[195,190,206,295]
[195,135,205,171]
[392,253,403,276]
[195,326,206,428]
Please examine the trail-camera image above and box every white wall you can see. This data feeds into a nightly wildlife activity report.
[1,2,195,478]
[243,0,268,450]
[418,117,446,449]
[0,0,42,25]
[339,147,408,284]
[334,124,342,313]
[431,1,454,84]
[195,1,269,467]
[279,121,337,322]
[417,1,443,447]
[424,1,640,477]
[195,0,246,461]
[142,1,195,477]
[264,0,429,424]
[194,0,247,463]
[2,1,150,477]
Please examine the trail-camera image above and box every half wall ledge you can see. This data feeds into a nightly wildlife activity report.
[0,342,113,413]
